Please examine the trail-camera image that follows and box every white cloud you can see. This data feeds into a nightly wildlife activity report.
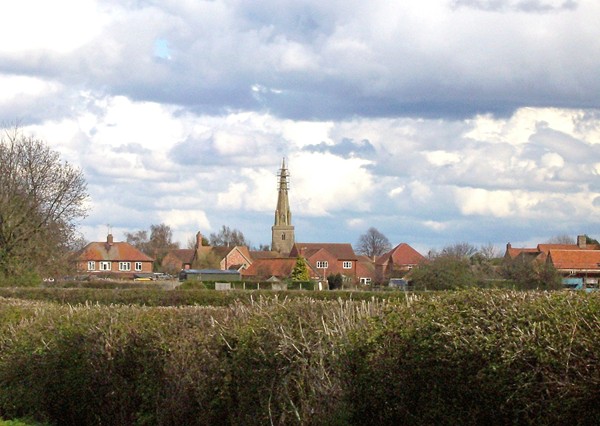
[2,1,600,248]
[292,152,374,216]
[425,150,461,167]
[0,1,107,54]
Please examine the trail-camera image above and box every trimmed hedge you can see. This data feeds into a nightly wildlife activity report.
[0,291,598,425]
[0,287,402,306]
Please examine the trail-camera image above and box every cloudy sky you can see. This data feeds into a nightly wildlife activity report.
[2,0,599,254]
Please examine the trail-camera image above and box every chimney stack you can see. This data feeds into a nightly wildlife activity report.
[107,234,114,245]
[577,235,586,248]
[196,232,203,248]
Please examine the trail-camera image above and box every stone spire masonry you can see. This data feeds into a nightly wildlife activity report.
[271,158,295,255]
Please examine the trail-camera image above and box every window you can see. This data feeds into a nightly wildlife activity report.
[135,262,143,271]
[342,261,352,269]
[99,261,111,271]
[87,261,95,271]
[316,261,328,269]
[281,233,286,240]
[360,277,372,285]
[119,262,131,271]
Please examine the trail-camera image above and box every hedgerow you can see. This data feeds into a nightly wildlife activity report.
[0,290,598,425]
[0,287,399,306]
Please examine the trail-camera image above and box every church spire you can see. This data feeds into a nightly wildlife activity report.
[271,158,295,255]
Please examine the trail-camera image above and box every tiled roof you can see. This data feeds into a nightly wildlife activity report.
[164,249,195,263]
[505,247,539,259]
[290,243,357,260]
[249,250,280,260]
[376,243,425,266]
[76,242,153,262]
[548,250,600,270]
[356,257,376,279]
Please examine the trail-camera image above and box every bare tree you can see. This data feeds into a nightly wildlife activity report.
[0,126,88,278]
[356,227,392,260]
[126,223,179,262]
[479,243,500,260]
[209,225,248,247]
[546,234,575,244]
[439,242,478,259]
[125,230,149,253]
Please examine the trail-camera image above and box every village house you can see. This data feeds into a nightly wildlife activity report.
[289,243,359,285]
[375,243,426,283]
[74,234,154,278]
[161,248,195,273]
[241,257,318,281]
[504,235,600,288]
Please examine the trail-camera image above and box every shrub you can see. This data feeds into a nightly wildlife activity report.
[0,291,599,424]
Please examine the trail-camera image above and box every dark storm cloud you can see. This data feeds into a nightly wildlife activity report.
[2,0,597,121]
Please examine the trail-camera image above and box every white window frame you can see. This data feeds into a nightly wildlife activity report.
[316,261,328,269]
[342,261,352,269]
[87,261,95,271]
[99,261,111,271]
[360,277,372,285]
[119,262,131,271]
[135,262,143,271]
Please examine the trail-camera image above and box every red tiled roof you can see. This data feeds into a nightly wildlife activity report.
[356,257,376,279]
[505,247,539,259]
[290,243,357,260]
[548,250,600,270]
[376,243,425,266]
[164,249,195,263]
[249,250,280,260]
[76,242,153,262]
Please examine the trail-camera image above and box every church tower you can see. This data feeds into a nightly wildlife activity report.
[271,158,295,255]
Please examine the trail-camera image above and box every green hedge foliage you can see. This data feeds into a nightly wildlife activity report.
[0,290,598,425]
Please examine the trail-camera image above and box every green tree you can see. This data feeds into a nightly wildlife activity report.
[290,256,310,281]
[192,250,221,270]
[328,273,343,290]
[501,260,562,290]
[0,127,88,280]
[411,256,476,290]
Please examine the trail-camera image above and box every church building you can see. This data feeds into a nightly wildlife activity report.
[271,158,295,255]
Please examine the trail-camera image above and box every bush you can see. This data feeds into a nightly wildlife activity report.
[410,256,477,290]
[0,291,599,424]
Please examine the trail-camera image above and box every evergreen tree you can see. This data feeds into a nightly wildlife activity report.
[291,256,310,281]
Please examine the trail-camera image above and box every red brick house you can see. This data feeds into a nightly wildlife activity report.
[375,243,426,283]
[289,243,359,285]
[504,235,600,265]
[504,235,600,287]
[163,232,254,273]
[241,257,318,280]
[74,234,154,277]
[546,249,600,287]
[161,249,195,273]
[356,255,377,286]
